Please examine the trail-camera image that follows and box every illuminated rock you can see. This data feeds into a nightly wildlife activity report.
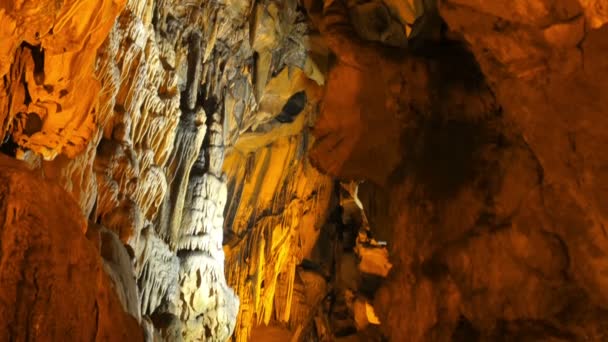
[2,0,608,341]
[0,155,142,340]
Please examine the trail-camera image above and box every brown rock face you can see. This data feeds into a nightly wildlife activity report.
[2,0,608,341]
[0,155,142,341]
[306,0,608,341]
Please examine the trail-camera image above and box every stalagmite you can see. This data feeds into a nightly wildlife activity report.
[1,0,608,341]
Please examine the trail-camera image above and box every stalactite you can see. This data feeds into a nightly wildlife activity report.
[3,0,608,341]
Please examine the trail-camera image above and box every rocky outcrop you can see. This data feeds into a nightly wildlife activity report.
[0,155,142,341]
[0,0,126,159]
[1,0,331,339]
[307,0,608,341]
[223,126,334,340]
[2,0,608,341]
[1,0,245,339]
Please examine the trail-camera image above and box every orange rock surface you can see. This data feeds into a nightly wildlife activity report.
[1,0,608,341]
[0,154,142,341]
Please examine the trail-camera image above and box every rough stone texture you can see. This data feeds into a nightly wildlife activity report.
[307,0,608,341]
[0,0,126,159]
[1,0,332,339]
[0,154,142,341]
[1,0,246,338]
[2,0,608,341]
[223,115,334,340]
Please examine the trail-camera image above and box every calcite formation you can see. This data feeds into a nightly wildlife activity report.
[1,0,334,339]
[223,129,334,340]
[0,154,142,341]
[0,0,126,159]
[1,0,608,341]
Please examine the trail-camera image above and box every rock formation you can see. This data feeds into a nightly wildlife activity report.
[309,0,608,340]
[0,154,143,341]
[0,0,607,341]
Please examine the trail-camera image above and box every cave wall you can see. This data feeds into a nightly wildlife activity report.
[1,0,608,341]
[0,0,335,340]
[0,154,143,341]
[308,0,608,340]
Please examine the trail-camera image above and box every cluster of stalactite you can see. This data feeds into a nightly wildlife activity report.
[2,0,608,341]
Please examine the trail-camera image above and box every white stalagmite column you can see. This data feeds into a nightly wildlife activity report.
[176,111,239,341]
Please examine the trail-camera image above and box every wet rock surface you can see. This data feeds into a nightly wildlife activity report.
[307,0,608,341]
[0,0,607,341]
[0,155,143,341]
